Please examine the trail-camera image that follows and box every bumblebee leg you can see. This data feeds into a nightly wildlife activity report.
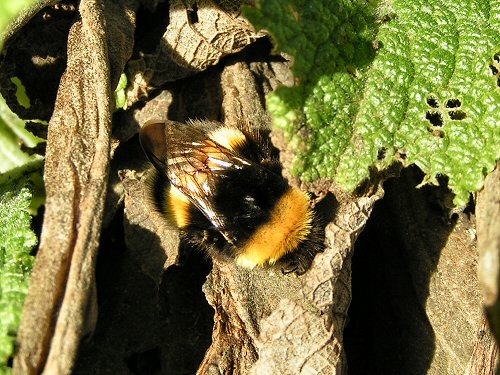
[277,252,314,275]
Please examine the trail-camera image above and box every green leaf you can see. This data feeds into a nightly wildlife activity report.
[0,91,45,214]
[0,0,39,50]
[114,73,128,110]
[0,64,44,374]
[246,0,500,206]
[0,178,37,373]
[0,93,43,174]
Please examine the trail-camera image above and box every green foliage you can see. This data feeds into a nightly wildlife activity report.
[0,52,43,374]
[0,93,41,371]
[0,94,43,174]
[0,0,38,50]
[0,179,37,374]
[246,0,500,206]
[114,73,128,110]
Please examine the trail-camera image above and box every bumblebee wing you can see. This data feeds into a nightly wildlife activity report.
[140,120,251,242]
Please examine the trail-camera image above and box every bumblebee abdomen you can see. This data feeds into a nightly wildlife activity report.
[235,187,313,269]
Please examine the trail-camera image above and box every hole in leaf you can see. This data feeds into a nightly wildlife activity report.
[377,147,387,160]
[426,96,439,108]
[187,3,199,24]
[426,111,443,127]
[497,77,500,87]
[445,99,461,108]
[490,64,499,75]
[494,54,500,63]
[429,129,445,138]
[397,150,407,160]
[448,110,466,120]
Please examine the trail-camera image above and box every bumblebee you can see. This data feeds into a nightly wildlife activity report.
[139,119,322,274]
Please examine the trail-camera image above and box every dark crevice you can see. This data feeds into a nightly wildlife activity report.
[126,347,162,375]
[7,355,13,369]
[132,1,170,57]
[158,249,213,375]
[187,3,199,24]
[73,205,213,375]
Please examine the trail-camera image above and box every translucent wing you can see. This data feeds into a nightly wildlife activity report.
[140,120,251,243]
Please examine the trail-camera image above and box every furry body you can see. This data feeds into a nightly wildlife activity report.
[140,119,322,273]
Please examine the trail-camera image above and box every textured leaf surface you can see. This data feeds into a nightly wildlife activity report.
[246,0,500,206]
[0,179,36,373]
[0,94,42,174]
[0,75,42,375]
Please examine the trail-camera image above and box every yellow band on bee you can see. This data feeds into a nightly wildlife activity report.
[208,127,247,151]
[168,186,192,228]
[236,187,313,269]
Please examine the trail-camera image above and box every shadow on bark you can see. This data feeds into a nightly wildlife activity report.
[74,205,214,375]
[345,166,479,374]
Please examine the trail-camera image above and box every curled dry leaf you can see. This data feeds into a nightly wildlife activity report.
[125,0,264,107]
[465,315,498,375]
[115,89,173,142]
[11,0,137,374]
[344,167,491,374]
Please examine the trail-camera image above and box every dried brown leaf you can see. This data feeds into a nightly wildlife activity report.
[0,1,76,121]
[477,161,500,372]
[125,0,264,106]
[344,168,490,374]
[465,315,498,375]
[13,0,137,374]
